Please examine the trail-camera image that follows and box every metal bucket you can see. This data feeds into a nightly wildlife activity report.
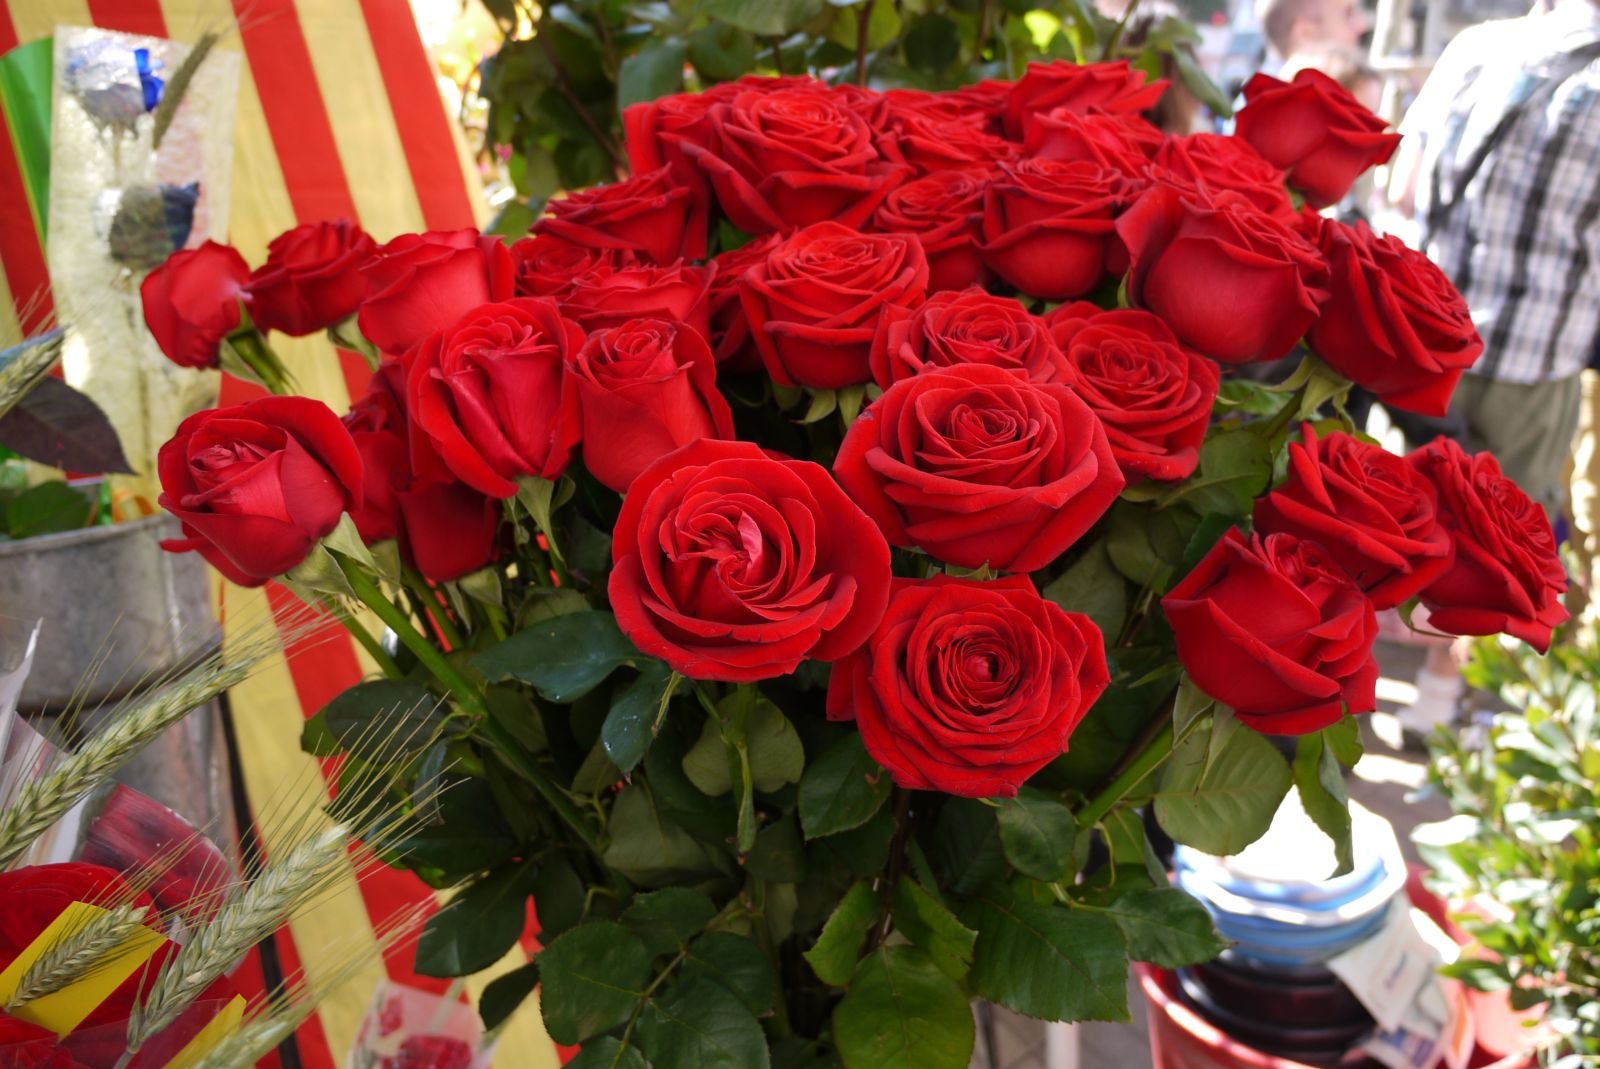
[0,514,220,713]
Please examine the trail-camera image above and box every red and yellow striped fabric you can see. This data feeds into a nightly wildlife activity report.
[0,2,562,1065]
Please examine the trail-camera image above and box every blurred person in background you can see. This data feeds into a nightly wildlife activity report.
[1384,0,1600,733]
[1255,0,1373,74]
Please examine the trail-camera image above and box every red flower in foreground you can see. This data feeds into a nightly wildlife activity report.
[1234,70,1400,209]
[141,241,249,369]
[246,219,376,336]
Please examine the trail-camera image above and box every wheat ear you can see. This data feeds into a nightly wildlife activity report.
[5,904,150,1009]
[0,330,63,420]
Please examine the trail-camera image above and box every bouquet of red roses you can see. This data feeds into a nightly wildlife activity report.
[141,59,1566,1069]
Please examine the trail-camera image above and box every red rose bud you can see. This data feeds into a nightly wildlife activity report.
[1022,107,1163,176]
[1307,219,1483,417]
[1407,437,1568,652]
[140,240,249,369]
[157,396,364,586]
[980,158,1134,301]
[707,232,784,371]
[869,168,991,293]
[1164,529,1379,736]
[1046,303,1220,482]
[567,318,736,492]
[398,477,504,582]
[741,222,928,389]
[1255,425,1453,609]
[508,235,638,300]
[534,167,707,265]
[680,82,909,234]
[405,298,582,498]
[1153,133,1294,220]
[833,363,1124,573]
[245,219,376,336]
[826,575,1109,798]
[871,288,1067,389]
[1235,70,1401,209]
[609,439,892,682]
[1002,59,1167,139]
[1116,182,1329,364]
[558,261,715,342]
[358,229,514,356]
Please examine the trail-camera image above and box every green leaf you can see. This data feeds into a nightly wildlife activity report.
[604,784,727,886]
[397,779,517,879]
[1102,887,1228,968]
[479,960,539,1031]
[964,889,1130,1023]
[622,887,717,958]
[891,877,976,980]
[532,857,586,940]
[747,700,805,791]
[473,611,638,702]
[934,797,1007,895]
[1154,715,1293,855]
[6,481,89,539]
[804,880,880,986]
[1183,513,1237,572]
[682,932,777,1014]
[566,1038,647,1069]
[300,710,340,757]
[537,921,653,1045]
[617,37,687,112]
[1172,44,1233,117]
[684,716,733,796]
[996,789,1077,881]
[415,865,531,977]
[1042,543,1127,641]
[603,662,676,774]
[688,21,757,81]
[1166,428,1271,518]
[1294,731,1354,877]
[745,814,808,882]
[798,734,892,838]
[833,947,975,1069]
[698,0,825,37]
[826,1,901,49]
[903,12,960,69]
[1324,713,1364,767]
[637,975,771,1069]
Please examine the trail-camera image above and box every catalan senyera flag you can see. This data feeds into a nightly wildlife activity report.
[0,1,563,1066]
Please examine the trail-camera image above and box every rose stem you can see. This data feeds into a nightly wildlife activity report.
[1100,0,1144,59]
[1074,705,1206,834]
[402,565,466,649]
[335,553,603,853]
[855,0,877,86]
[335,609,403,678]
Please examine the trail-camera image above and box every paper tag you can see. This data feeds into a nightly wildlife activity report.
[1328,904,1454,1034]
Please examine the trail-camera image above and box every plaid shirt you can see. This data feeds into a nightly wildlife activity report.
[1407,1,1600,384]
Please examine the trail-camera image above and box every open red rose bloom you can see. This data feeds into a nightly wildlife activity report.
[140,56,1569,1069]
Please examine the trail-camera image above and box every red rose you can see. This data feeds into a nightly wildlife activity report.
[245,220,376,336]
[533,167,706,265]
[826,575,1109,798]
[608,439,891,682]
[681,83,908,234]
[140,241,249,369]
[740,222,928,389]
[358,229,514,356]
[623,75,812,184]
[707,232,784,370]
[392,1036,475,1069]
[947,79,1012,131]
[881,108,1021,175]
[1408,438,1568,652]
[1163,529,1379,736]
[1255,426,1453,609]
[1022,107,1162,176]
[1153,133,1294,219]
[1002,60,1167,139]
[566,318,735,492]
[508,235,637,300]
[158,396,363,585]
[979,159,1134,301]
[869,168,990,293]
[870,288,1066,389]
[1235,71,1401,209]
[1045,303,1220,482]
[405,298,582,498]
[1307,219,1483,417]
[342,361,410,544]
[834,363,1124,572]
[559,262,714,342]
[397,477,504,582]
[1116,182,1329,364]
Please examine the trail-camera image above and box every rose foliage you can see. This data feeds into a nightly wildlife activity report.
[145,58,1565,1069]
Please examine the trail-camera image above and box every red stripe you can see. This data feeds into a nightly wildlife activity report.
[356,0,477,231]
[0,8,17,53]
[228,0,369,400]
[84,0,167,35]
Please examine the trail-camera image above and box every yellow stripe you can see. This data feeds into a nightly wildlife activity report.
[0,252,22,345]
[291,0,424,241]
[7,0,93,43]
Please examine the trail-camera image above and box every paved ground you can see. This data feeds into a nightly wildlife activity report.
[970,637,1460,1069]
